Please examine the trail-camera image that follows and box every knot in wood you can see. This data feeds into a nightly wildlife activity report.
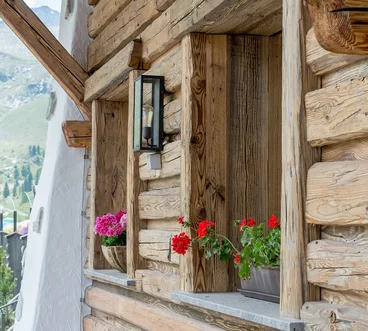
[190,135,200,144]
[330,311,337,324]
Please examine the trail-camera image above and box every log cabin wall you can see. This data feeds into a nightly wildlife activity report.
[301,29,368,329]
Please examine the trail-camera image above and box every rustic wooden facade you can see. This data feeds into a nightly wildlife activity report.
[1,0,368,330]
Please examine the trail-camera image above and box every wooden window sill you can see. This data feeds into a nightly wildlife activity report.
[172,292,304,331]
[84,269,136,287]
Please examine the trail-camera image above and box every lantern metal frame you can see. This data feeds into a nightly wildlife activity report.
[133,75,165,152]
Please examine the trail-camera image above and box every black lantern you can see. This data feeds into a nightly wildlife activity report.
[133,75,164,152]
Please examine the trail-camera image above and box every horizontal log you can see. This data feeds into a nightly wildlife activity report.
[92,310,145,331]
[88,0,162,71]
[85,286,223,331]
[321,288,368,312]
[307,240,368,291]
[88,0,132,38]
[83,315,120,331]
[307,161,368,225]
[306,28,366,76]
[323,137,368,162]
[139,141,181,181]
[163,98,181,134]
[322,225,368,246]
[135,269,180,301]
[322,58,368,88]
[147,175,180,191]
[100,78,129,102]
[138,187,181,220]
[146,260,179,275]
[0,0,91,117]
[301,302,368,330]
[146,218,181,232]
[62,120,92,148]
[141,0,282,64]
[85,41,144,102]
[306,78,368,147]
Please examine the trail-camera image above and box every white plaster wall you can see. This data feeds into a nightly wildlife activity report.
[14,0,92,330]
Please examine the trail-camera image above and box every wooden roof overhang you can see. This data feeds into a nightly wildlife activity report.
[307,0,368,55]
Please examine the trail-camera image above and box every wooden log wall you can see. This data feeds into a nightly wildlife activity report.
[302,27,368,329]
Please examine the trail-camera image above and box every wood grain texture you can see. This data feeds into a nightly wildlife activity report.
[323,137,368,162]
[306,0,368,56]
[87,167,92,190]
[135,269,180,301]
[146,259,179,275]
[322,288,368,312]
[306,28,366,76]
[139,141,181,181]
[83,315,121,331]
[92,309,145,331]
[307,239,368,291]
[147,176,180,191]
[301,301,368,330]
[88,0,99,5]
[62,120,92,148]
[0,0,91,117]
[281,0,321,318]
[85,41,144,102]
[306,78,368,147]
[322,225,368,246]
[163,98,181,134]
[307,161,368,226]
[88,0,161,71]
[139,229,179,265]
[126,70,147,279]
[85,286,225,331]
[146,218,181,232]
[88,0,132,38]
[138,187,181,220]
[89,101,127,270]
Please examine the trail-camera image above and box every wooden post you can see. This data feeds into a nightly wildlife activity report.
[126,70,146,279]
[89,100,128,270]
[281,0,321,318]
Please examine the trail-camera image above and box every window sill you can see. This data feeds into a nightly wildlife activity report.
[84,269,136,287]
[171,292,304,331]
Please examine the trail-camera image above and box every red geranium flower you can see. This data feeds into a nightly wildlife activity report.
[235,253,241,264]
[268,215,280,229]
[178,216,185,225]
[197,220,215,239]
[172,232,191,255]
[239,218,257,230]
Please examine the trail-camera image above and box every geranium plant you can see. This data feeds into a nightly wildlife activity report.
[94,210,127,247]
[172,215,280,280]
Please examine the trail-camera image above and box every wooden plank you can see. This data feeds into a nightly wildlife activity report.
[0,0,91,118]
[146,218,181,232]
[146,260,179,275]
[139,141,181,181]
[281,0,321,318]
[83,315,121,331]
[323,137,368,162]
[89,101,127,270]
[322,58,368,88]
[163,98,181,134]
[126,70,147,279]
[301,302,368,330]
[156,0,175,11]
[92,310,145,331]
[85,41,144,102]
[306,78,368,147]
[100,79,129,102]
[62,120,92,148]
[321,288,368,311]
[88,0,161,71]
[85,286,225,331]
[307,161,368,226]
[138,187,181,220]
[135,269,180,301]
[88,0,132,39]
[307,239,368,291]
[322,225,368,246]
[306,0,368,56]
[147,176,180,191]
[306,28,366,76]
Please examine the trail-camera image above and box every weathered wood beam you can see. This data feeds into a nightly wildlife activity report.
[138,187,181,220]
[306,0,368,55]
[88,0,132,39]
[306,78,368,147]
[92,310,145,331]
[301,302,368,330]
[323,137,368,162]
[83,315,121,331]
[306,28,366,76]
[85,40,144,102]
[88,0,162,71]
[0,0,91,118]
[126,70,147,279]
[139,141,181,181]
[307,161,368,226]
[89,100,128,270]
[321,288,368,311]
[88,0,99,5]
[281,0,321,319]
[62,121,92,148]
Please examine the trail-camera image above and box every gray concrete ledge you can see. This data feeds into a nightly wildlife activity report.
[172,292,304,331]
[84,269,136,287]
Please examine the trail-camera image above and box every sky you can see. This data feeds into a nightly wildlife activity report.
[25,0,61,11]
